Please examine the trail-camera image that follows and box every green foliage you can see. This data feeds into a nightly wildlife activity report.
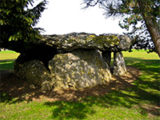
[0,0,46,52]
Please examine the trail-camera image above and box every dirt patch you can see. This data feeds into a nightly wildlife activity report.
[0,66,140,102]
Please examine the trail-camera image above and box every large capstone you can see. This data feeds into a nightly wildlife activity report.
[42,33,133,52]
[49,49,111,89]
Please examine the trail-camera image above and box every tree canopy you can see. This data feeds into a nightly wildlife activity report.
[84,0,160,56]
[0,0,46,53]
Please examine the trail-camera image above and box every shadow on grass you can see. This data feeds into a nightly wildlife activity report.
[43,58,160,119]
[0,58,160,119]
[43,88,160,119]
[125,57,160,92]
[45,101,96,119]
[0,60,15,70]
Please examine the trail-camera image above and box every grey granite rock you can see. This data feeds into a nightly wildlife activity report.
[14,59,53,90]
[113,51,127,75]
[49,49,111,89]
[41,33,133,52]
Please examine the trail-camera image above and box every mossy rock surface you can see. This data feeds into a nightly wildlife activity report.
[14,59,53,90]
[49,49,111,89]
[42,33,132,51]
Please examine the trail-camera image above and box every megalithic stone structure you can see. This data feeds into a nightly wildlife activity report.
[14,33,133,90]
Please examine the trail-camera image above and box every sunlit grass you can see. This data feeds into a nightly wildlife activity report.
[0,50,19,61]
[0,50,19,70]
[123,50,159,60]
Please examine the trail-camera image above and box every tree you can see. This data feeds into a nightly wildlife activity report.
[84,0,160,57]
[0,0,46,53]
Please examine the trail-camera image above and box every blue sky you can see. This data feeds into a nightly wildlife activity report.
[36,0,125,35]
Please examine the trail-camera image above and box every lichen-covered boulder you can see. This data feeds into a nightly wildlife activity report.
[14,59,52,90]
[49,49,111,89]
[42,33,133,52]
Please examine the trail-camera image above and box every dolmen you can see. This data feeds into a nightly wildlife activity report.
[15,33,133,90]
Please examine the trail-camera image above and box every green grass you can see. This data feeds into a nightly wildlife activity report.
[0,50,160,120]
[0,51,19,70]
[0,50,19,60]
[123,50,159,59]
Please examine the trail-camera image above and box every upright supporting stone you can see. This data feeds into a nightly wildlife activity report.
[49,49,112,89]
[113,51,127,75]
[102,51,111,67]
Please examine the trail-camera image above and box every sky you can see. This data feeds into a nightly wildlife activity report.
[36,0,125,35]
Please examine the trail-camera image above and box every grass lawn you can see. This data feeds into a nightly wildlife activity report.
[0,50,160,120]
[0,51,19,70]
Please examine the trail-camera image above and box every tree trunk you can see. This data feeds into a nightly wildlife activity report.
[138,0,160,57]
[143,17,160,57]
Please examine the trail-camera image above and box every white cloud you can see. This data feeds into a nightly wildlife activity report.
[36,0,125,35]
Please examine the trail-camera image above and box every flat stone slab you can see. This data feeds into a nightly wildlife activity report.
[42,33,133,52]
